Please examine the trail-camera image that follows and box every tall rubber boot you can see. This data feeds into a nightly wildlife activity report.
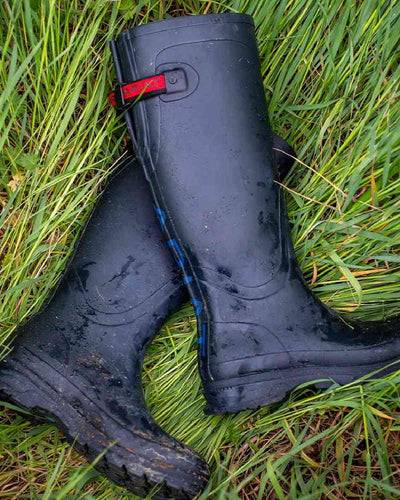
[110,13,400,415]
[0,155,208,499]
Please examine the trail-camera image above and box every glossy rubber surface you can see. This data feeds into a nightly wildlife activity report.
[0,156,208,499]
[114,13,400,414]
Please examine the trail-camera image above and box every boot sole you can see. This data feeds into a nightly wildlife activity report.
[203,358,400,414]
[0,349,208,499]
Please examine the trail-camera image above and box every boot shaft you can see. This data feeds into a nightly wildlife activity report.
[115,14,284,289]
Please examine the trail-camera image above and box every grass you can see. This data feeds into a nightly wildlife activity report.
[0,0,400,498]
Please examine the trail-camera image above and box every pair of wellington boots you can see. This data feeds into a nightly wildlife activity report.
[1,13,400,500]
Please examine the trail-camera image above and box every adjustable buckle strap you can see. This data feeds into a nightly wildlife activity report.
[108,69,187,111]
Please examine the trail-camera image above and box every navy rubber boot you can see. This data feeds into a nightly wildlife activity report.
[110,13,400,415]
[0,155,208,499]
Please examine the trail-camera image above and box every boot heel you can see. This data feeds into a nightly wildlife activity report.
[204,370,329,414]
[204,358,400,414]
[204,373,291,414]
[204,367,348,414]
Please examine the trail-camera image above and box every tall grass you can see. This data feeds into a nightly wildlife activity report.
[1,0,400,498]
[0,0,123,356]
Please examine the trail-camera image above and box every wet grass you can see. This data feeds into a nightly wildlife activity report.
[1,0,400,498]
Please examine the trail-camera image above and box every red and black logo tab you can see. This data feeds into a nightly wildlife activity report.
[108,74,167,109]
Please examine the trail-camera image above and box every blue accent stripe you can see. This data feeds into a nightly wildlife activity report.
[197,324,206,357]
[153,205,166,230]
[191,298,203,316]
[167,238,185,268]
[183,276,193,285]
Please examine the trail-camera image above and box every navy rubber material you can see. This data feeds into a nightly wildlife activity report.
[0,155,208,499]
[113,13,400,415]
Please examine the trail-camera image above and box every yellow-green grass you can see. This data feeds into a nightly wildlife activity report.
[1,0,400,498]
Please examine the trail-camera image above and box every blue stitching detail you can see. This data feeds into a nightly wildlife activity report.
[167,238,185,268]
[183,276,193,284]
[153,205,166,230]
[197,324,206,357]
[191,298,203,316]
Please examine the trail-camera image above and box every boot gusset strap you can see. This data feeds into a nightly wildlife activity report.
[108,69,187,110]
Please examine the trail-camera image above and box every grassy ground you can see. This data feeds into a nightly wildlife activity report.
[1,0,400,498]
